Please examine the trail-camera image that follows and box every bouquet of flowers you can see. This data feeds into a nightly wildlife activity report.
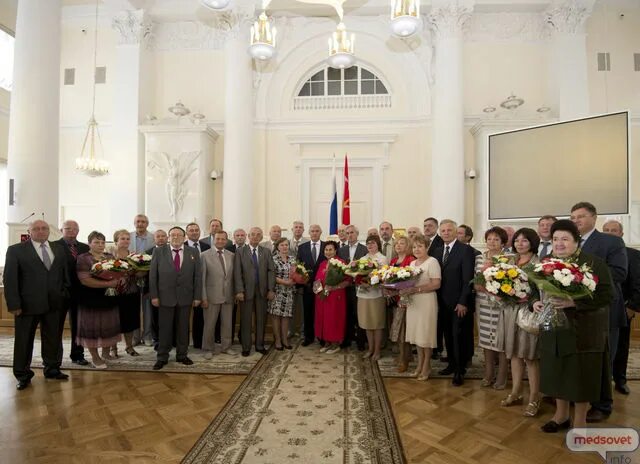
[345,257,378,277]
[290,262,310,284]
[379,265,424,290]
[91,259,130,296]
[126,252,152,271]
[520,257,599,333]
[325,258,348,286]
[473,256,531,304]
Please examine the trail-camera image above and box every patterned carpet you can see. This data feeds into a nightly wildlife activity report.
[0,334,638,380]
[182,343,406,464]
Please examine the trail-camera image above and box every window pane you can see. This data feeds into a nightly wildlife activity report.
[344,66,357,80]
[361,80,374,94]
[327,67,341,80]
[361,68,374,79]
[344,81,357,95]
[0,29,15,91]
[328,81,341,95]
[375,81,388,94]
[311,70,324,81]
[298,82,311,96]
[311,81,325,96]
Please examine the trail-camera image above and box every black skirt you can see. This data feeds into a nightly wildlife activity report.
[117,292,141,333]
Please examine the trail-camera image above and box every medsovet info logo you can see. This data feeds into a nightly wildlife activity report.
[566,428,639,462]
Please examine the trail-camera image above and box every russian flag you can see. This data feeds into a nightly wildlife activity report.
[329,156,338,235]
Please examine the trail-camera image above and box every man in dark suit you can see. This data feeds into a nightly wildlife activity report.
[3,220,71,390]
[55,220,90,366]
[570,201,627,422]
[297,224,326,346]
[201,218,234,252]
[424,217,444,254]
[149,226,202,370]
[234,227,276,356]
[602,220,639,396]
[338,224,368,349]
[431,219,475,386]
[185,222,210,349]
[230,228,247,342]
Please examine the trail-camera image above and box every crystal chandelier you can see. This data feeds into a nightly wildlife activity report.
[249,11,277,61]
[75,0,109,177]
[327,22,355,69]
[200,0,231,10]
[390,0,421,38]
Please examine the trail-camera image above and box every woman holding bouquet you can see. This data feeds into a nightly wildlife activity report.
[474,226,509,390]
[113,230,142,357]
[533,220,613,432]
[76,231,122,369]
[400,236,441,380]
[501,228,541,416]
[314,241,349,354]
[267,238,295,350]
[357,235,388,361]
[388,237,415,372]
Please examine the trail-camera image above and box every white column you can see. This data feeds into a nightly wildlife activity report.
[545,0,594,120]
[110,10,153,230]
[427,0,473,224]
[6,0,61,241]
[222,11,255,232]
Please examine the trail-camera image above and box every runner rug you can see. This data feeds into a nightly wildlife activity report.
[182,343,406,464]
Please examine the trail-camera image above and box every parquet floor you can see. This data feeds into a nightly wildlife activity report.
[0,352,638,463]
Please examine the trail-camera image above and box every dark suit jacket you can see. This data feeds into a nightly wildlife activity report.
[431,240,475,310]
[338,243,367,263]
[234,245,275,299]
[427,235,445,256]
[581,229,628,328]
[297,241,326,282]
[623,246,640,312]
[186,240,210,252]
[3,240,70,315]
[55,238,90,291]
[149,246,202,307]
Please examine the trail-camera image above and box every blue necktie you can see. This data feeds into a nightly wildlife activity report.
[252,247,259,284]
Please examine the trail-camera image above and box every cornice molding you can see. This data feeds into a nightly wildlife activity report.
[287,134,397,145]
[138,123,220,140]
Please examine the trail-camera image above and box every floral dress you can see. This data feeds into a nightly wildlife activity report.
[268,254,295,317]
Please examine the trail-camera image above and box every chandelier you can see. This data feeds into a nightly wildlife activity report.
[327,22,355,69]
[249,11,277,61]
[75,0,109,177]
[390,0,421,38]
[200,0,231,10]
[500,94,525,110]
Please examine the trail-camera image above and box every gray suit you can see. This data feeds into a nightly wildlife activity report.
[129,230,155,345]
[234,245,275,352]
[289,237,309,335]
[201,247,235,352]
[149,245,202,362]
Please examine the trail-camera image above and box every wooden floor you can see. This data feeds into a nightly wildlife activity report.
[0,363,638,463]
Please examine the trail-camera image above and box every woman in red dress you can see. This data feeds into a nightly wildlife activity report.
[314,241,349,354]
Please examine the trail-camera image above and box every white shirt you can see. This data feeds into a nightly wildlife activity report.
[215,247,227,268]
[310,241,320,259]
[32,240,55,264]
[348,242,359,261]
[249,246,260,264]
[170,245,184,267]
[187,240,201,251]
[538,238,552,255]
[442,239,457,260]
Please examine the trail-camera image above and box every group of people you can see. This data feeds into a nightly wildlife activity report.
[4,202,638,436]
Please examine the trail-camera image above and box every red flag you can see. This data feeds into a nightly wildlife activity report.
[342,155,350,225]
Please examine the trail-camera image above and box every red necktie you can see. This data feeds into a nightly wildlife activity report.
[69,242,78,259]
[173,249,181,272]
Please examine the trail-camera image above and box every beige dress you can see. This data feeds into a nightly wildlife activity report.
[357,252,388,330]
[405,257,441,348]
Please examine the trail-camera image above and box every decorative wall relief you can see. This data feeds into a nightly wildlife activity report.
[147,151,201,219]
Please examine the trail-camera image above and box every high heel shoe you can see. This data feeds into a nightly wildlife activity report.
[541,418,571,433]
[125,347,140,357]
[523,395,542,417]
[500,393,523,407]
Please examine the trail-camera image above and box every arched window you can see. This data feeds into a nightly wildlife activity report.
[297,66,388,97]
[294,66,391,110]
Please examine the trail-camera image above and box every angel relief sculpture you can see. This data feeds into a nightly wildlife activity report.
[147,151,200,219]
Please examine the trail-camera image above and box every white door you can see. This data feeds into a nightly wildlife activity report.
[308,166,372,234]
